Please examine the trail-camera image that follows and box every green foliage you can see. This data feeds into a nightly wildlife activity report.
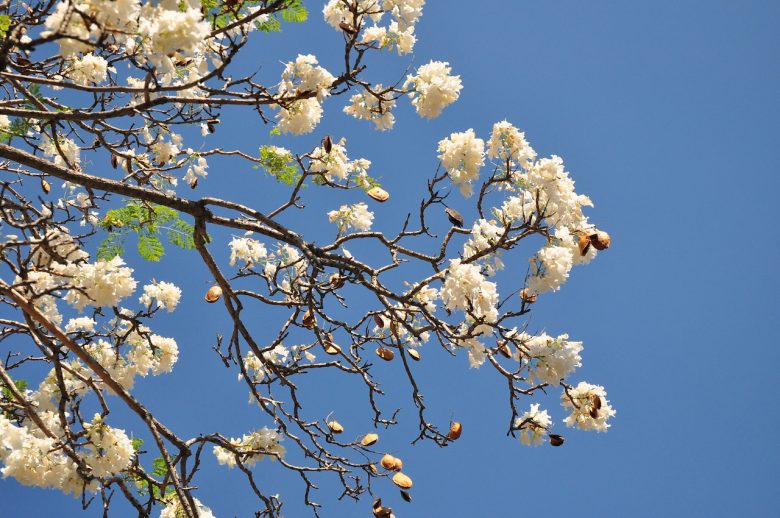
[1,379,27,400]
[281,0,308,23]
[0,84,41,143]
[256,145,301,185]
[151,456,168,478]
[131,437,144,451]
[98,201,196,262]
[0,15,10,36]
[203,0,307,31]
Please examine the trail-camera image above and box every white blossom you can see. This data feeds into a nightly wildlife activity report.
[343,86,396,130]
[66,54,110,86]
[41,136,80,168]
[404,61,462,119]
[229,236,268,266]
[562,381,616,432]
[213,427,286,468]
[515,403,552,446]
[278,54,335,102]
[65,317,96,333]
[160,497,216,518]
[328,202,374,232]
[487,120,536,165]
[527,245,573,294]
[441,259,498,323]
[139,281,182,312]
[520,332,583,385]
[56,257,137,310]
[437,129,485,197]
[276,97,323,135]
[83,414,134,478]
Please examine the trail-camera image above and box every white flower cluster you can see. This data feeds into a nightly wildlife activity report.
[309,138,371,181]
[525,155,594,229]
[83,414,135,478]
[65,54,111,86]
[441,259,498,323]
[41,136,80,168]
[160,497,216,518]
[343,86,396,130]
[243,345,289,382]
[213,427,286,468]
[526,245,573,295]
[0,114,11,131]
[57,256,138,310]
[515,403,552,446]
[437,129,485,197]
[361,21,416,55]
[139,281,182,312]
[229,235,268,266]
[519,332,583,385]
[323,0,383,30]
[276,55,335,135]
[404,61,462,119]
[487,120,537,165]
[562,382,616,432]
[328,202,375,232]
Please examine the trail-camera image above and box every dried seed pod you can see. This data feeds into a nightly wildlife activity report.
[591,394,602,410]
[400,490,412,503]
[372,499,392,518]
[373,314,385,327]
[322,336,341,355]
[327,420,344,434]
[589,230,611,250]
[204,285,222,303]
[361,433,379,446]
[497,341,512,359]
[520,288,537,304]
[369,463,379,475]
[392,472,413,489]
[322,134,333,153]
[40,178,51,194]
[110,154,118,169]
[589,406,600,419]
[376,347,395,361]
[549,434,565,447]
[329,273,345,288]
[577,232,592,256]
[367,186,390,202]
[445,207,464,227]
[189,177,198,189]
[339,22,357,34]
[446,421,462,441]
[380,454,402,471]
[302,309,316,329]
[206,118,220,133]
[407,349,421,361]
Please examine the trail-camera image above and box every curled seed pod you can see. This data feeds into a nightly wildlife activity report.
[400,490,412,503]
[204,285,222,303]
[367,187,390,202]
[549,434,565,447]
[361,433,379,446]
[407,349,421,361]
[392,472,413,489]
[40,178,51,194]
[329,272,345,288]
[322,134,333,153]
[520,288,537,304]
[589,406,600,419]
[189,177,199,189]
[302,309,316,329]
[589,230,611,250]
[339,22,357,34]
[207,118,220,133]
[376,347,395,361]
[327,420,344,434]
[380,454,402,471]
[322,336,341,355]
[577,232,592,256]
[446,421,462,441]
[372,501,392,518]
[445,207,464,227]
[373,314,385,327]
[591,394,602,410]
[111,154,118,169]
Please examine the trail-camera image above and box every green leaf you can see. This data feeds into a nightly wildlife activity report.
[0,15,10,36]
[258,145,300,186]
[151,456,168,478]
[2,379,27,399]
[137,234,164,262]
[131,437,144,451]
[281,0,308,23]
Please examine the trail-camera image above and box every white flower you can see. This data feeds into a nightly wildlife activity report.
[41,136,80,168]
[278,54,335,102]
[65,317,96,333]
[309,138,371,180]
[520,332,582,385]
[527,245,573,294]
[160,497,216,518]
[213,427,286,468]
[183,155,208,187]
[328,203,374,232]
[383,0,425,30]
[487,120,536,165]
[84,414,134,477]
[441,259,498,323]
[138,7,210,58]
[31,226,89,266]
[404,61,462,119]
[276,97,323,135]
[139,281,182,312]
[0,114,10,131]
[243,345,289,382]
[361,21,416,54]
[56,257,137,310]
[515,404,552,446]
[463,219,503,258]
[229,236,267,266]
[562,381,616,432]
[523,155,593,229]
[437,129,485,197]
[66,54,110,86]
[343,86,396,130]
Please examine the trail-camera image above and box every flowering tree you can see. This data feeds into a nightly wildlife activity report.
[0,0,615,516]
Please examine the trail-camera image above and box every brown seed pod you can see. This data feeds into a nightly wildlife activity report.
[322,134,333,154]
[322,336,341,355]
[445,207,464,227]
[577,232,592,256]
[520,288,537,304]
[361,433,379,446]
[369,463,379,475]
[207,118,220,133]
[497,341,511,359]
[400,490,412,503]
[380,454,402,471]
[189,177,199,189]
[407,349,421,361]
[327,420,344,434]
[329,272,345,288]
[591,394,602,410]
[204,285,222,303]
[589,406,600,419]
[376,347,395,361]
[549,434,565,447]
[367,186,390,202]
[392,472,413,489]
[372,498,392,518]
[110,154,118,169]
[589,230,611,250]
[40,178,51,194]
[446,421,462,441]
[373,314,385,327]
[302,309,316,329]
[338,22,357,34]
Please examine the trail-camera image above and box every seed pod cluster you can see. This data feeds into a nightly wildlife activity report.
[380,454,403,472]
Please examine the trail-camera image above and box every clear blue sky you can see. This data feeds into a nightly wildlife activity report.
[3,1,779,516]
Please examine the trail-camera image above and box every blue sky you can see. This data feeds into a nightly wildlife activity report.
[2,1,780,516]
